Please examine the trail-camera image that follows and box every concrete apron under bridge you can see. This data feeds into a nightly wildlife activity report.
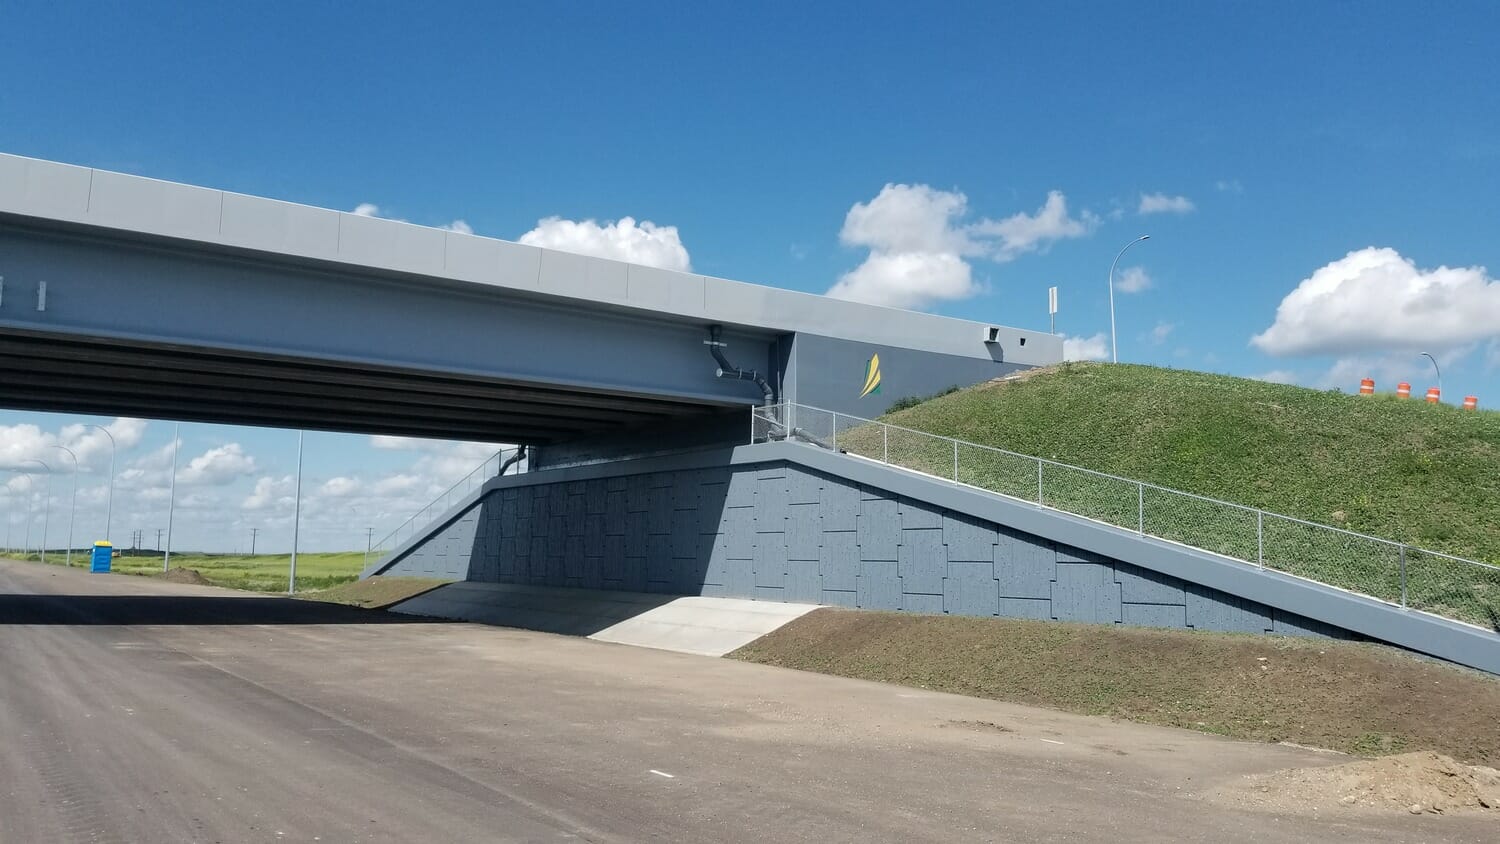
[368,442,1500,676]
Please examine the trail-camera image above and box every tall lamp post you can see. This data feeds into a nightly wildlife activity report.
[1420,353,1442,399]
[82,424,116,546]
[1108,235,1151,364]
[49,445,78,568]
[165,421,180,572]
[8,470,37,557]
[289,429,305,594]
[19,459,50,563]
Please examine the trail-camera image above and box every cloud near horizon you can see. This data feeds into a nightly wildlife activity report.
[1252,247,1500,357]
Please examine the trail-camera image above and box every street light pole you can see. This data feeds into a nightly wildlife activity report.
[20,459,50,563]
[1421,353,1442,399]
[82,424,116,546]
[165,422,180,572]
[49,445,78,568]
[1108,235,1151,364]
[9,470,36,557]
[289,430,304,594]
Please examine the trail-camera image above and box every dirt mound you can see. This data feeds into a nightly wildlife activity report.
[155,567,212,586]
[1217,751,1500,815]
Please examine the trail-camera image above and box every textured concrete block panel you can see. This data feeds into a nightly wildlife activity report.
[379,457,1354,643]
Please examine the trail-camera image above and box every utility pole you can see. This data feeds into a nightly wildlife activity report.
[364,526,374,569]
[250,527,259,555]
[155,528,164,552]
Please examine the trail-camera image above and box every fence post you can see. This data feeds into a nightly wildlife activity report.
[1036,460,1044,506]
[1137,483,1144,535]
[1257,510,1264,568]
[1399,544,1408,608]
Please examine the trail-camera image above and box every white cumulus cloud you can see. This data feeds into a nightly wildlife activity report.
[177,443,257,486]
[1149,322,1175,345]
[1063,333,1110,362]
[519,216,691,272]
[827,252,975,312]
[243,475,295,511]
[351,202,381,217]
[1116,266,1152,294]
[827,184,1096,310]
[1138,193,1195,214]
[1251,247,1500,357]
[319,476,362,498]
[0,417,146,473]
[975,191,1099,260]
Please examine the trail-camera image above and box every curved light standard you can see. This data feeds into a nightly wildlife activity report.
[1108,235,1151,364]
[7,470,37,557]
[1420,353,1441,400]
[19,459,50,563]
[165,421,180,572]
[49,445,79,568]
[82,423,116,545]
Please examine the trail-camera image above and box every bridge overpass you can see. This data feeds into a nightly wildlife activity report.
[0,152,1057,446]
[11,152,1488,676]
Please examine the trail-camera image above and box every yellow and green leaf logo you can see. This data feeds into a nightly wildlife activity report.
[860,354,882,398]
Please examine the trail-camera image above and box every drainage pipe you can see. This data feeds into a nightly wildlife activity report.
[705,325,774,405]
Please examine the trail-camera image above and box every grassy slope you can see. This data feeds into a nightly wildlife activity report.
[24,551,369,592]
[877,363,1500,564]
[733,608,1500,765]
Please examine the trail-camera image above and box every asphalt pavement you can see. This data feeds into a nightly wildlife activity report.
[0,559,1489,843]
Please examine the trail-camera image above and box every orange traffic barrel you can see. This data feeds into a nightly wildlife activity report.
[1463,396,1478,411]
[1359,377,1375,395]
[1425,387,1441,404]
[1396,382,1411,399]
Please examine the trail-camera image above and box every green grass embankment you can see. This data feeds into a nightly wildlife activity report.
[837,363,1499,627]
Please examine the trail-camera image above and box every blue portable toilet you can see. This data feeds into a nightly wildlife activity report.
[90,541,113,573]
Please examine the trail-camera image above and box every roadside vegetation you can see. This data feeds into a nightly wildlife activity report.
[13,551,369,592]
[837,363,1500,627]
[733,608,1500,766]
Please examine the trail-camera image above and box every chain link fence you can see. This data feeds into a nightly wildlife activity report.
[751,402,1500,630]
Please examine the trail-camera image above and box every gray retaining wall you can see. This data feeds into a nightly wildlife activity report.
[377,450,1356,639]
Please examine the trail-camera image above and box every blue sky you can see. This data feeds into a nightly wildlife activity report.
[2,2,1498,552]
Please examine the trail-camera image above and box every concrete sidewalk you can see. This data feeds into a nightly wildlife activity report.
[392,581,819,655]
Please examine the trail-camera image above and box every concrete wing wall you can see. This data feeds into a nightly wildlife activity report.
[362,445,1500,673]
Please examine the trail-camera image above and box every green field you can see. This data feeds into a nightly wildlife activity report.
[10,551,370,592]
[836,363,1500,627]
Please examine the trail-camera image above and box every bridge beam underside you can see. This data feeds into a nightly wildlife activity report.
[0,220,770,442]
[0,329,733,443]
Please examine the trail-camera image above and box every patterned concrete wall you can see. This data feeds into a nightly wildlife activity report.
[384,460,1351,638]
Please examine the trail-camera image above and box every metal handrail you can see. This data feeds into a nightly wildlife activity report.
[754,402,1500,624]
[369,446,520,557]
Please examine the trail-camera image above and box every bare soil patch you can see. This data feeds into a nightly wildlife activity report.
[1213,751,1500,815]
[155,568,212,586]
[298,576,450,609]
[730,608,1500,765]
